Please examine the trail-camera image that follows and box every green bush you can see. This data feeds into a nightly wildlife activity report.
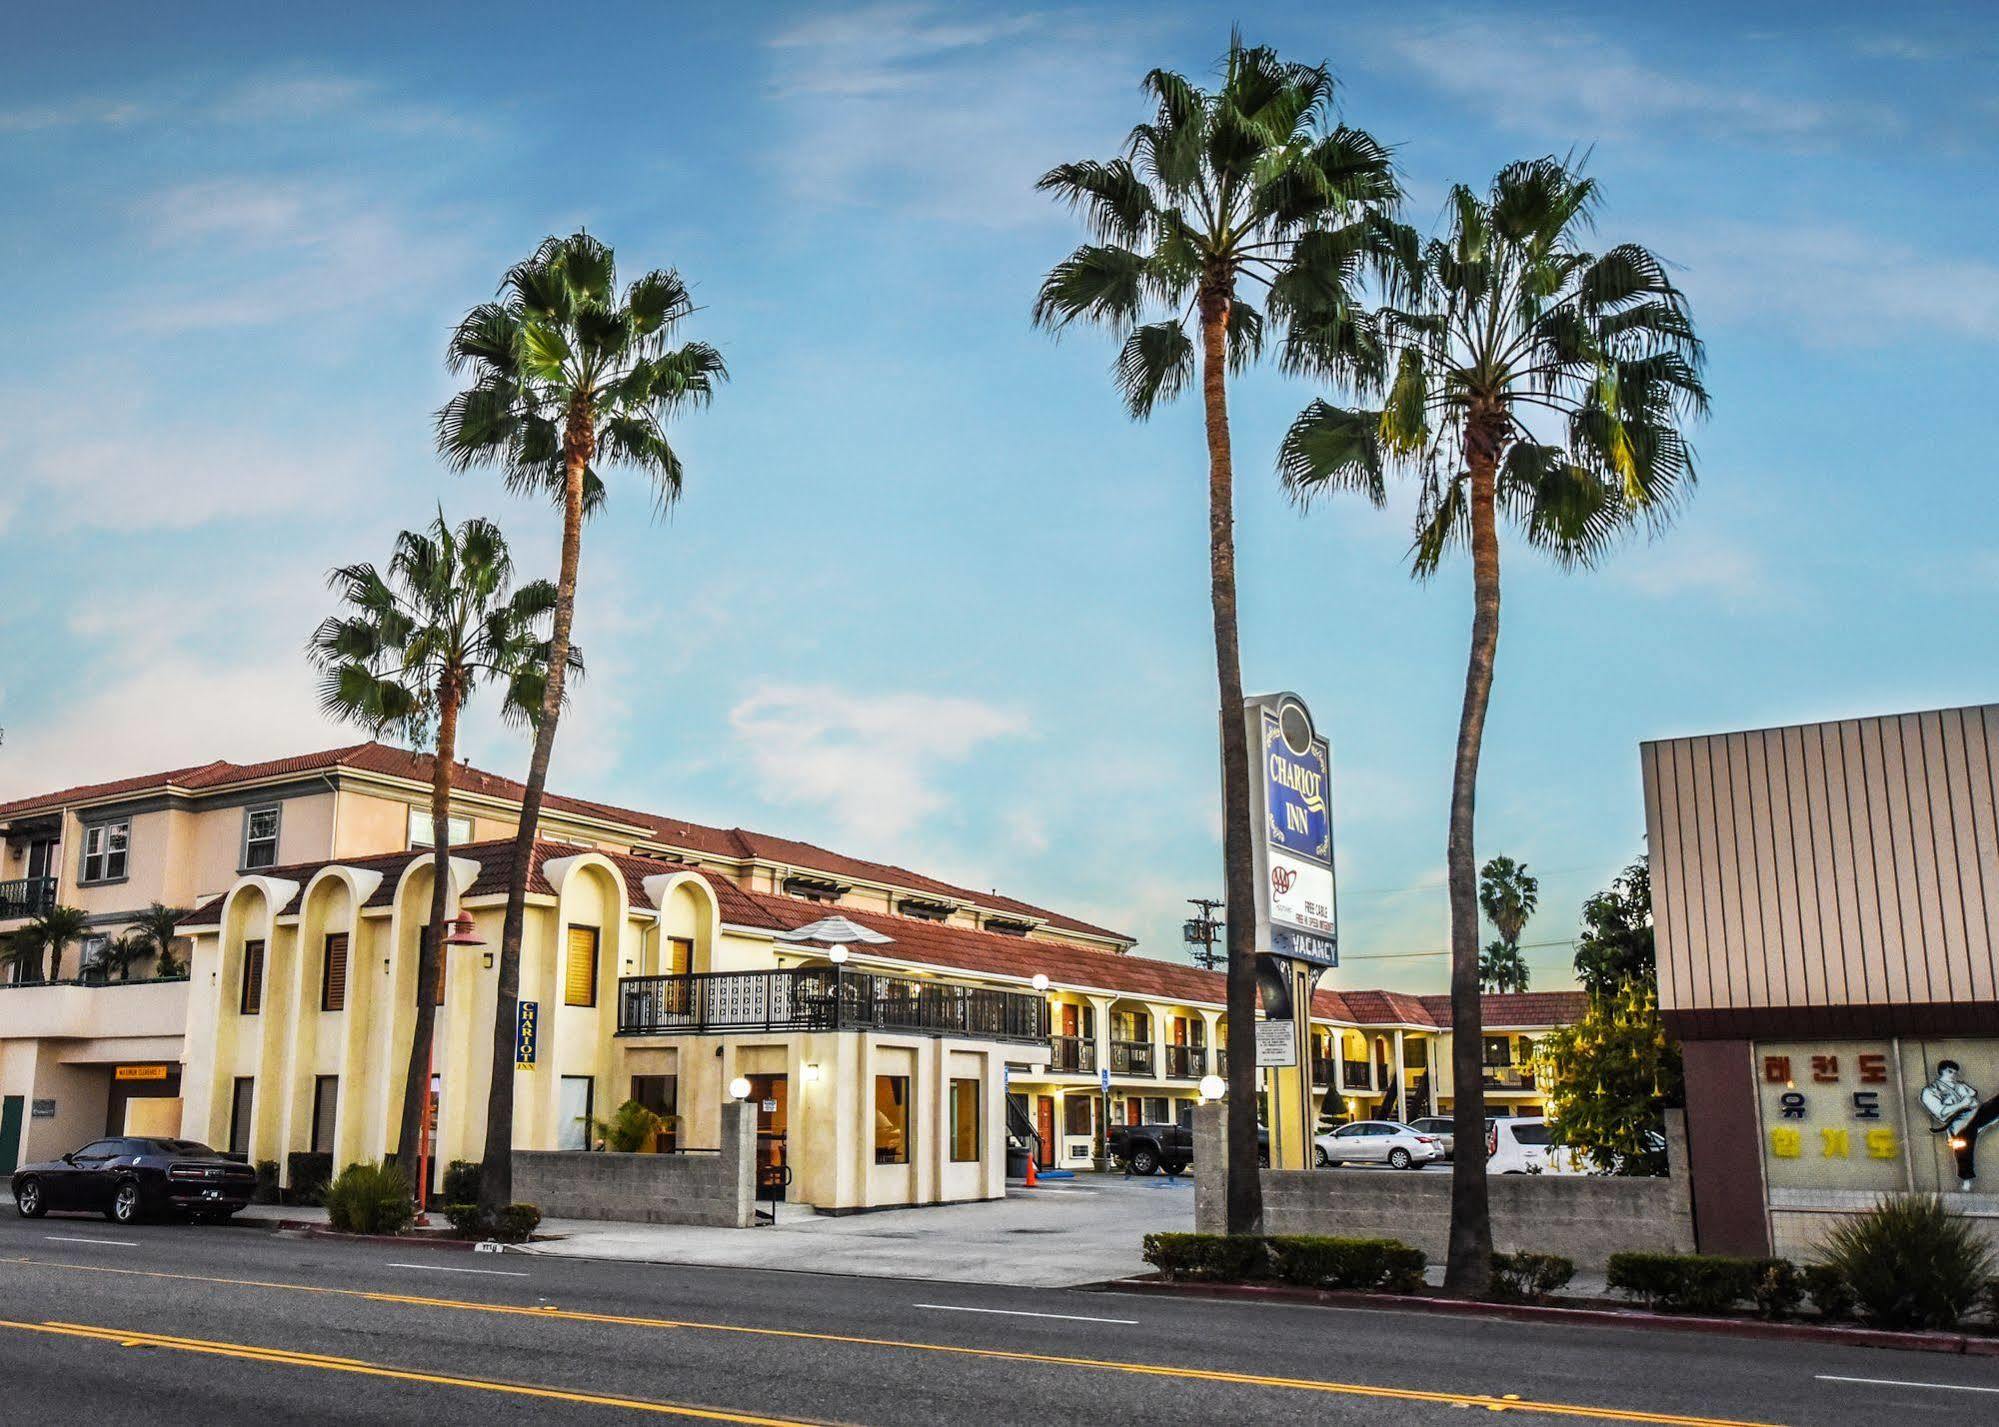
[1751,1258,1803,1319]
[1820,1195,1993,1332]
[594,1100,666,1153]
[1488,1251,1575,1304]
[1606,1252,1769,1313]
[1267,1236,1426,1293]
[285,1153,333,1206]
[441,1200,542,1243]
[442,1202,484,1238]
[496,1203,541,1242]
[1802,1264,1854,1321]
[324,1161,415,1236]
[442,1160,482,1205]
[253,1160,280,1205]
[1142,1233,1270,1282]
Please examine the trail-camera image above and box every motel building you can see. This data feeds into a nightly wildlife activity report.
[2,742,1580,1211]
[1646,702,1999,1257]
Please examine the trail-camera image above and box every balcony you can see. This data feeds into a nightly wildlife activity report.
[1483,1063,1536,1091]
[1164,1044,1204,1079]
[1109,1039,1154,1076]
[1049,1036,1096,1073]
[1311,1054,1332,1086]
[1339,1059,1377,1093]
[0,876,56,921]
[0,975,190,1041]
[616,968,1049,1043]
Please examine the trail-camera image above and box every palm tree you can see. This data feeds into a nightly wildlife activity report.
[1033,35,1399,1237]
[309,512,574,1184]
[436,234,723,1211]
[13,905,89,982]
[1279,156,1706,1293]
[1478,855,1538,993]
[128,901,192,978]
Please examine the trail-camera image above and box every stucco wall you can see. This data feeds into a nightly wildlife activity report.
[1192,1104,1695,1269]
[513,1100,755,1226]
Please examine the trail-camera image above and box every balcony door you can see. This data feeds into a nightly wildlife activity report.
[25,839,56,882]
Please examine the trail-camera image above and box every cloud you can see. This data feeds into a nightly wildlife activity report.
[0,70,475,140]
[762,3,1132,224]
[727,683,1028,845]
[1613,534,1771,601]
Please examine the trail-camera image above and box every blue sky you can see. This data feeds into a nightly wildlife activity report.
[2,2,1995,991]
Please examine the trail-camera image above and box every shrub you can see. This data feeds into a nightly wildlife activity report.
[285,1153,333,1206]
[595,1100,665,1153]
[1267,1236,1426,1293]
[1488,1251,1575,1304]
[442,1160,483,1205]
[1819,1195,1993,1332]
[1751,1258,1803,1319]
[496,1203,541,1242]
[442,1200,542,1243]
[442,1202,484,1238]
[253,1160,280,1205]
[1142,1233,1270,1282]
[324,1162,415,1236]
[1606,1252,1767,1314]
[1802,1264,1854,1321]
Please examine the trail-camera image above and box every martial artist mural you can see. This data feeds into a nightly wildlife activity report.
[1918,1060,1999,1192]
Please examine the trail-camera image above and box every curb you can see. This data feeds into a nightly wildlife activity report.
[297,1226,483,1251]
[1102,1277,1999,1357]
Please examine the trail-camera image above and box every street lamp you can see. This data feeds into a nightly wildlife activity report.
[1030,973,1049,992]
[1198,1074,1226,1103]
[411,910,484,1224]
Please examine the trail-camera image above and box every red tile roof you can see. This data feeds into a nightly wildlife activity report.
[1417,991,1588,1030]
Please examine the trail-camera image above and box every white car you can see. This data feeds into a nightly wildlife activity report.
[1314,1120,1445,1170]
[1484,1117,1584,1174]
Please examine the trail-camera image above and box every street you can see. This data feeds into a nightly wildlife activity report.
[1,1212,1995,1424]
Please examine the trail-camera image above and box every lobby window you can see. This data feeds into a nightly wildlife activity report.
[408,808,473,849]
[948,1078,980,1162]
[80,820,129,884]
[874,1076,910,1165]
[558,1076,594,1151]
[321,933,348,1012]
[564,926,599,1007]
[240,940,266,1015]
[241,805,280,870]
[228,1077,255,1157]
[310,1076,338,1154]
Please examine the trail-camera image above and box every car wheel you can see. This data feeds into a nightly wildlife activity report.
[1131,1148,1159,1176]
[1314,1146,1330,1168]
[1162,1162,1186,1177]
[15,1178,46,1218]
[108,1180,143,1225]
[1388,1148,1413,1170]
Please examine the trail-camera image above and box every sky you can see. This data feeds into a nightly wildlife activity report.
[2,2,1995,993]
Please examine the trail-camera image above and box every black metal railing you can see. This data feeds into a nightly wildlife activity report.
[1049,1036,1095,1073]
[1483,1064,1534,1090]
[1311,1054,1333,1086]
[0,971,191,990]
[0,876,56,920]
[1109,1039,1154,1075]
[1164,1044,1203,1079]
[616,968,1049,1043]
[1215,1048,1228,1074]
[1340,1058,1375,1090]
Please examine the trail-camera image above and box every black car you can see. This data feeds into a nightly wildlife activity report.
[11,1137,258,1224]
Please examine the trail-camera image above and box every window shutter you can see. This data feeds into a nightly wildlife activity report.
[565,926,599,1007]
[322,933,348,1012]
[665,936,693,977]
[241,940,265,1015]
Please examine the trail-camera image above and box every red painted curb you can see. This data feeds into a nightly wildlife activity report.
[299,1226,482,1251]
[1104,1277,1999,1357]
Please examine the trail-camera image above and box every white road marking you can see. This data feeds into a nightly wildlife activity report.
[43,1236,138,1248]
[384,1261,529,1277]
[1817,1374,1999,1396]
[913,1302,1137,1325]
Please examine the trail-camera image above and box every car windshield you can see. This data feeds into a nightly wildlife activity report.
[1509,1123,1553,1146]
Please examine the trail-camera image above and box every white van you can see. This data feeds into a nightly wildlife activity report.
[1484,1117,1584,1175]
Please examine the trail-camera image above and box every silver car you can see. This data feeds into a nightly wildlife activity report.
[1315,1119,1445,1170]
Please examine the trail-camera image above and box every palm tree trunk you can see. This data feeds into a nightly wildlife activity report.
[478,400,590,1214]
[1199,284,1264,1238]
[1442,423,1503,1297]
[396,678,459,1187]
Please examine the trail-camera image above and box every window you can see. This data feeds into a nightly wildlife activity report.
[948,1078,980,1162]
[1482,1036,1513,1067]
[79,935,108,978]
[1145,1096,1169,1124]
[873,1076,910,1165]
[228,1077,255,1157]
[557,1076,594,1151]
[311,1076,338,1154]
[81,820,129,883]
[564,925,599,1007]
[631,1074,677,1150]
[239,940,266,1015]
[320,933,348,1012]
[241,805,280,870]
[408,808,473,849]
[1064,1097,1093,1136]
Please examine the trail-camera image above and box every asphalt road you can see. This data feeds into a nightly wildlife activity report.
[1,1210,1996,1424]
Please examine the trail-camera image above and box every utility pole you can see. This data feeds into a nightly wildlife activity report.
[1183,897,1224,971]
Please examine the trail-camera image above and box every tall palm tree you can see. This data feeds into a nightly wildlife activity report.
[13,905,88,982]
[1478,855,1538,993]
[1279,157,1706,1293]
[309,512,574,1183]
[437,233,724,1211]
[1033,36,1399,1237]
[128,901,192,978]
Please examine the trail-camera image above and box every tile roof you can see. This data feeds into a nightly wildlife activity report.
[1417,991,1589,1030]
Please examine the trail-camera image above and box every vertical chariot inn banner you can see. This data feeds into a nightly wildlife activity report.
[1246,693,1338,968]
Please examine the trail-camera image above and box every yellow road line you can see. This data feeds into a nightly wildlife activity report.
[0,1255,1781,1426]
[0,1317,814,1424]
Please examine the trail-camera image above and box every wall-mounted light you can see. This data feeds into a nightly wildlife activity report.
[1198,1074,1226,1102]
[728,1076,752,1101]
[828,946,848,965]
[1031,973,1050,992]
[482,952,494,969]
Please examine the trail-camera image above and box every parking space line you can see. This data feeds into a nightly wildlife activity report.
[913,1303,1137,1325]
[386,1262,529,1278]
[1815,1374,1999,1396]
[43,1236,138,1248]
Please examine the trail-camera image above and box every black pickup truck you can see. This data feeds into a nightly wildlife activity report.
[1106,1122,1270,1175]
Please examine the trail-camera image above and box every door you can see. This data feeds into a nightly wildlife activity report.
[25,840,54,882]
[58,1138,119,1210]
[1035,1096,1055,1168]
[746,1073,788,1201]
[557,1076,594,1151]
[0,1097,21,1176]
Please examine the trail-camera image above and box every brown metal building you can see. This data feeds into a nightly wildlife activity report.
[1644,704,1999,1257]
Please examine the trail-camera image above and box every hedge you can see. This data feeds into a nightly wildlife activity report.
[1142,1233,1425,1292]
[1488,1251,1575,1304]
[443,1202,543,1243]
[1606,1252,1789,1314]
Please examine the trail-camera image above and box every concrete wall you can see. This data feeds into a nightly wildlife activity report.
[513,1099,756,1227]
[1192,1103,1695,1270]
